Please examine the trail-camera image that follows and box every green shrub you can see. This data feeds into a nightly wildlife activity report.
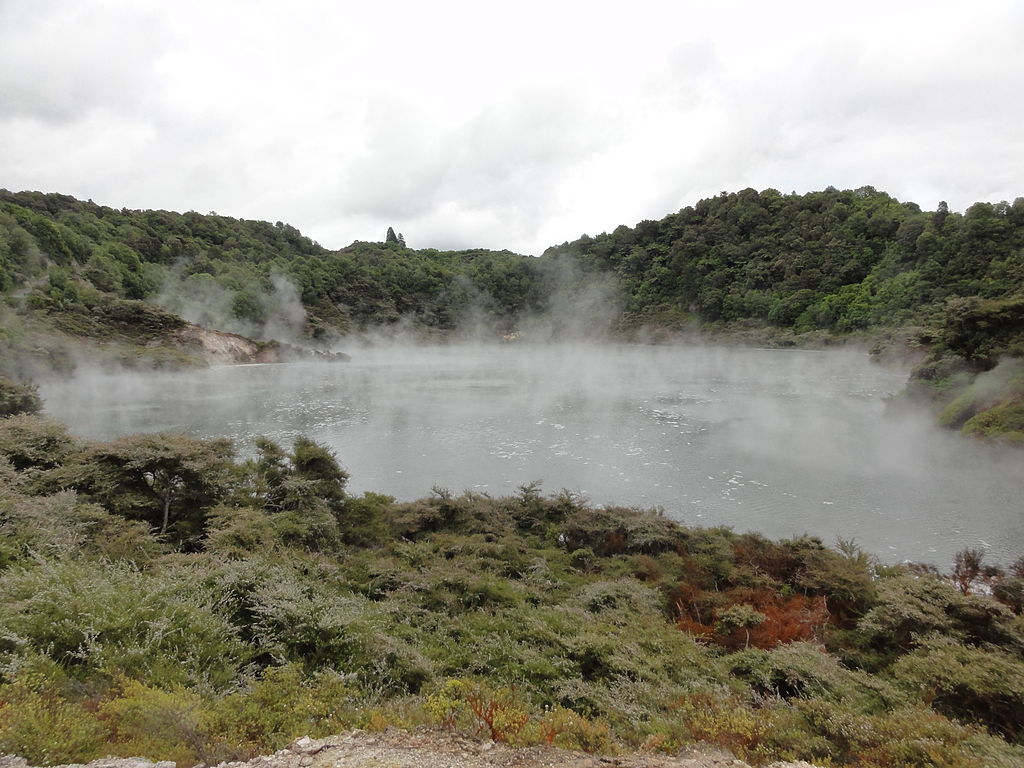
[794,542,877,624]
[205,665,356,755]
[0,376,42,417]
[424,678,617,751]
[530,705,617,753]
[385,492,517,540]
[99,679,217,767]
[203,505,280,558]
[891,637,1024,743]
[425,679,530,743]
[724,642,906,713]
[559,506,685,556]
[0,489,157,566]
[962,398,1024,441]
[648,688,791,764]
[0,559,250,688]
[268,499,341,551]
[795,698,1024,767]
[992,571,1024,615]
[338,491,392,545]
[93,297,185,339]
[577,578,665,617]
[0,414,77,471]
[0,678,108,765]
[244,573,389,678]
[855,574,1024,659]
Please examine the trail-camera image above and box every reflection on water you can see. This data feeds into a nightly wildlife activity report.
[41,343,1024,566]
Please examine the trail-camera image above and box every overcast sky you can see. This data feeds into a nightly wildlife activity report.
[2,0,1022,255]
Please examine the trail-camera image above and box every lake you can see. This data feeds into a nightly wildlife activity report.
[40,342,1024,566]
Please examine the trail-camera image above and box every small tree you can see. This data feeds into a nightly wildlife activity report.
[238,436,356,550]
[952,547,984,595]
[71,433,234,540]
[385,226,398,243]
[290,436,348,510]
[246,436,290,508]
[993,557,1024,614]
[717,604,767,650]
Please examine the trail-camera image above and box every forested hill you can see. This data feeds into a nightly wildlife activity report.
[542,187,1024,439]
[2,186,1023,436]
[544,186,1024,339]
[4,186,1023,346]
[0,189,543,343]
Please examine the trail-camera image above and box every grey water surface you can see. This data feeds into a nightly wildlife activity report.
[41,343,1024,566]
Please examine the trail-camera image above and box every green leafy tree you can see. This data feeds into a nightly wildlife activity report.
[993,565,1024,614]
[236,436,352,550]
[68,433,235,540]
[290,437,348,501]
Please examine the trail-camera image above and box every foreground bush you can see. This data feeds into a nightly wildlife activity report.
[891,638,1024,742]
[0,376,42,417]
[0,429,1023,766]
[0,678,107,765]
[0,559,250,688]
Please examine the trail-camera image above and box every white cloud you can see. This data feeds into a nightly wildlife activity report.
[0,1,167,122]
[1,0,1022,254]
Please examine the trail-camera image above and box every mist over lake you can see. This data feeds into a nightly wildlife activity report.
[42,343,1023,566]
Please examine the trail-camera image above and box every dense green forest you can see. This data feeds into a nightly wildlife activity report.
[0,189,546,357]
[545,188,1024,335]
[2,186,1023,437]
[0,401,1023,767]
[5,187,1024,342]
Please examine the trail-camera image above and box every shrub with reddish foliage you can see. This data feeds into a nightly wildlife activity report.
[675,586,830,650]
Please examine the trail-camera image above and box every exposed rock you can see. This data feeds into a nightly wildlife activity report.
[174,325,350,365]
[273,342,351,364]
[175,325,272,364]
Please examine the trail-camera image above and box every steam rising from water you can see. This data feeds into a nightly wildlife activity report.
[40,342,1024,567]
[154,269,308,341]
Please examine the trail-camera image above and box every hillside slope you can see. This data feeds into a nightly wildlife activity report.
[2,187,1023,436]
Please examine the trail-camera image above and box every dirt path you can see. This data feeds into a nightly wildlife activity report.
[2,729,822,768]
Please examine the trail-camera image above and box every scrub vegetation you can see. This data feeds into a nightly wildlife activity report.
[1,187,1023,759]
[2,186,1023,436]
[1,418,1023,767]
